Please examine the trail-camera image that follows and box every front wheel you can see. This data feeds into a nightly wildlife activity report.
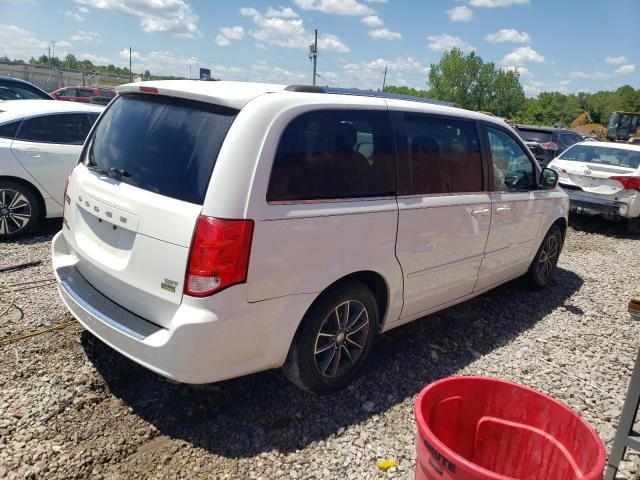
[525,225,563,289]
[283,283,378,394]
[0,181,40,240]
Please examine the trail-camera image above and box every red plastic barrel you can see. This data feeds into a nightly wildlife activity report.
[414,376,606,480]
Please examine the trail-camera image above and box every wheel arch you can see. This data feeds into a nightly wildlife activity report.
[0,175,46,219]
[298,270,390,337]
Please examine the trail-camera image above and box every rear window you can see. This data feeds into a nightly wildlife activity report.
[85,94,238,205]
[518,129,553,143]
[559,144,640,169]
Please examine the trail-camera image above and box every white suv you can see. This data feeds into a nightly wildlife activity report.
[52,81,568,394]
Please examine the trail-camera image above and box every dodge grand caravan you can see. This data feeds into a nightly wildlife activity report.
[52,81,568,394]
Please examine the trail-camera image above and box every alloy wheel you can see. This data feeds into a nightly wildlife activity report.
[313,300,370,378]
[537,234,559,282]
[0,189,32,236]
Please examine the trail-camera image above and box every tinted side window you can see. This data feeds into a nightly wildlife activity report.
[64,88,77,96]
[87,113,100,126]
[77,89,94,98]
[0,121,21,139]
[399,114,482,195]
[17,114,91,145]
[488,127,535,191]
[267,110,395,201]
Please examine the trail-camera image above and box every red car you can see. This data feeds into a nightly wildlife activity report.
[50,86,116,105]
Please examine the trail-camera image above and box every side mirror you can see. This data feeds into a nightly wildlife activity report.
[540,167,558,189]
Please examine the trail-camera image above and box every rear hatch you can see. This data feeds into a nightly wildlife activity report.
[518,128,554,159]
[550,143,640,195]
[64,93,238,327]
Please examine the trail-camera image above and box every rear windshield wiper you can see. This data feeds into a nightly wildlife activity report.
[87,165,131,180]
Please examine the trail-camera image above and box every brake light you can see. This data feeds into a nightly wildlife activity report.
[185,216,254,297]
[139,86,158,94]
[610,175,640,190]
[540,142,558,151]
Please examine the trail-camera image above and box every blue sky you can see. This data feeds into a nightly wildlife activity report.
[1,0,638,96]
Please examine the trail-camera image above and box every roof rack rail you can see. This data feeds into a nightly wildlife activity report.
[284,85,459,108]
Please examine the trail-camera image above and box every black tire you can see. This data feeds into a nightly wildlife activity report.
[283,282,378,394]
[627,217,640,235]
[0,180,40,240]
[525,225,563,289]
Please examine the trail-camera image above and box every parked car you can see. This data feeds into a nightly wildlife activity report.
[52,81,568,394]
[0,100,103,238]
[517,125,584,167]
[548,142,640,233]
[0,76,54,101]
[50,86,116,105]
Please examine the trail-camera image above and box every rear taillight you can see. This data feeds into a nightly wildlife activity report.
[610,175,640,190]
[540,142,558,151]
[185,216,254,297]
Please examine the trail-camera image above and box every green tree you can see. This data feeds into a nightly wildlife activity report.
[426,48,525,116]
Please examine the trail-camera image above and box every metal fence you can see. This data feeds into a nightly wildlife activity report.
[0,62,130,92]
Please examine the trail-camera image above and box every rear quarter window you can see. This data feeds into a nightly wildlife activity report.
[85,94,238,205]
[267,109,396,201]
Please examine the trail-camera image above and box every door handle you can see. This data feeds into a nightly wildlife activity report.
[495,206,512,213]
[470,208,489,216]
[22,148,42,158]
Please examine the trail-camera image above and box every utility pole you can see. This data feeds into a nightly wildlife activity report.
[47,45,51,69]
[382,65,388,91]
[51,41,56,62]
[189,64,191,79]
[308,29,318,86]
[129,47,133,82]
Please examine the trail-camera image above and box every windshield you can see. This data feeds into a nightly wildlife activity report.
[559,144,640,169]
[0,84,50,100]
[518,129,553,143]
[85,94,238,205]
[608,113,620,129]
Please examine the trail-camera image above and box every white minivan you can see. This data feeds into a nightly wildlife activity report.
[52,81,568,394]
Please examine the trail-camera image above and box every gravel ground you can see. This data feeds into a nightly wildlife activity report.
[0,215,639,480]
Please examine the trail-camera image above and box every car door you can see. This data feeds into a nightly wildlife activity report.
[11,113,91,205]
[475,124,543,291]
[394,111,491,320]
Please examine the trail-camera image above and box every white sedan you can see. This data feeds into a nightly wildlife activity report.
[548,141,640,233]
[0,100,103,239]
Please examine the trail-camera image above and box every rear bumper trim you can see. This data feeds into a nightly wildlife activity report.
[56,265,163,340]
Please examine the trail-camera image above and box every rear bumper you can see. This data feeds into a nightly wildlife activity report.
[52,231,315,384]
[565,189,619,215]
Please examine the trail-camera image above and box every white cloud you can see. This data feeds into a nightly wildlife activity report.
[334,56,429,90]
[361,15,383,27]
[75,0,199,38]
[216,26,245,46]
[241,6,350,53]
[369,28,401,40]
[470,0,528,6]
[485,28,530,43]
[614,64,635,75]
[427,34,475,53]
[265,6,299,18]
[292,0,375,15]
[605,56,627,65]
[503,65,531,77]
[366,0,387,3]
[65,10,85,21]
[119,48,199,77]
[0,24,48,59]
[568,64,635,79]
[501,46,544,65]
[79,53,113,64]
[70,30,102,43]
[78,6,89,13]
[447,6,473,22]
